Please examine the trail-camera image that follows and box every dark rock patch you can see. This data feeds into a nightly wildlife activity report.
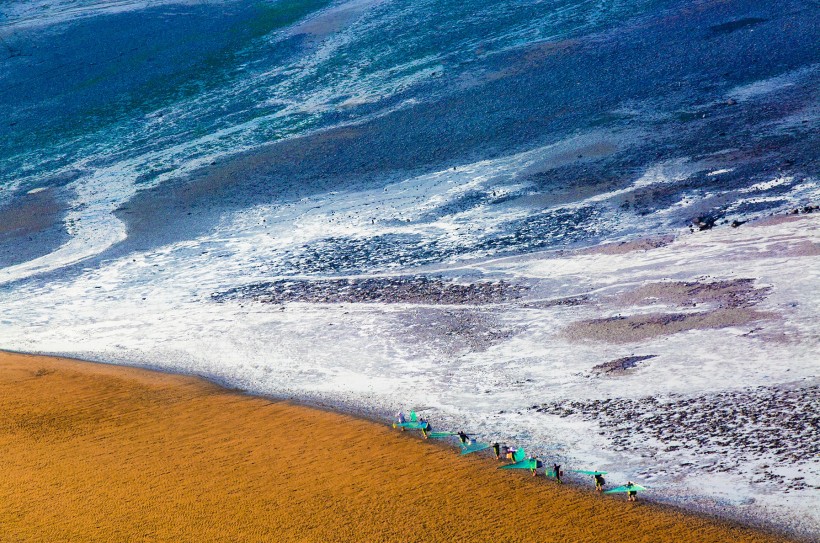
[520,295,589,309]
[213,276,528,305]
[616,278,771,309]
[564,307,777,343]
[591,355,657,376]
[533,384,820,491]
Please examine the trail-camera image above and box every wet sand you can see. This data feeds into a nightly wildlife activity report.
[0,351,798,542]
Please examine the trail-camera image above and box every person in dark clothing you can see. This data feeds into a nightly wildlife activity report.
[553,463,562,484]
[420,420,432,439]
[457,431,469,445]
[594,473,606,492]
[626,481,637,502]
[492,442,501,460]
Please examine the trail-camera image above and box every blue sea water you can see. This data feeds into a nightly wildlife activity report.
[1,0,817,277]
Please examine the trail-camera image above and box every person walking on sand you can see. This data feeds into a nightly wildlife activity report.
[529,455,540,477]
[421,419,432,439]
[457,431,469,445]
[493,442,501,460]
[553,463,562,484]
[626,481,637,502]
[393,411,408,431]
[595,473,606,492]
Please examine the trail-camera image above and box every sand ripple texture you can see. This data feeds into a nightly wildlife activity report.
[0,352,799,543]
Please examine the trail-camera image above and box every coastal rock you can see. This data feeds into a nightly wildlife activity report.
[213,276,529,306]
[590,354,657,376]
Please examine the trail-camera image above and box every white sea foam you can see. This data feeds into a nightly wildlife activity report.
[729,64,818,102]
[0,0,225,30]
[706,168,733,176]
[741,176,794,193]
[0,165,818,531]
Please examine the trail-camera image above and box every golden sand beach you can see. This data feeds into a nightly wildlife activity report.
[0,351,795,542]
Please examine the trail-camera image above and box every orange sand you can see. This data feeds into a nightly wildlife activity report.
[0,351,793,542]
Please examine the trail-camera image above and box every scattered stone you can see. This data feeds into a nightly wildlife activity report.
[566,308,777,343]
[213,276,529,305]
[692,216,717,231]
[532,384,819,491]
[616,278,771,309]
[591,355,657,376]
[520,296,588,309]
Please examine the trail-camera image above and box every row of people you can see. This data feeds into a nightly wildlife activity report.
[395,411,643,501]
